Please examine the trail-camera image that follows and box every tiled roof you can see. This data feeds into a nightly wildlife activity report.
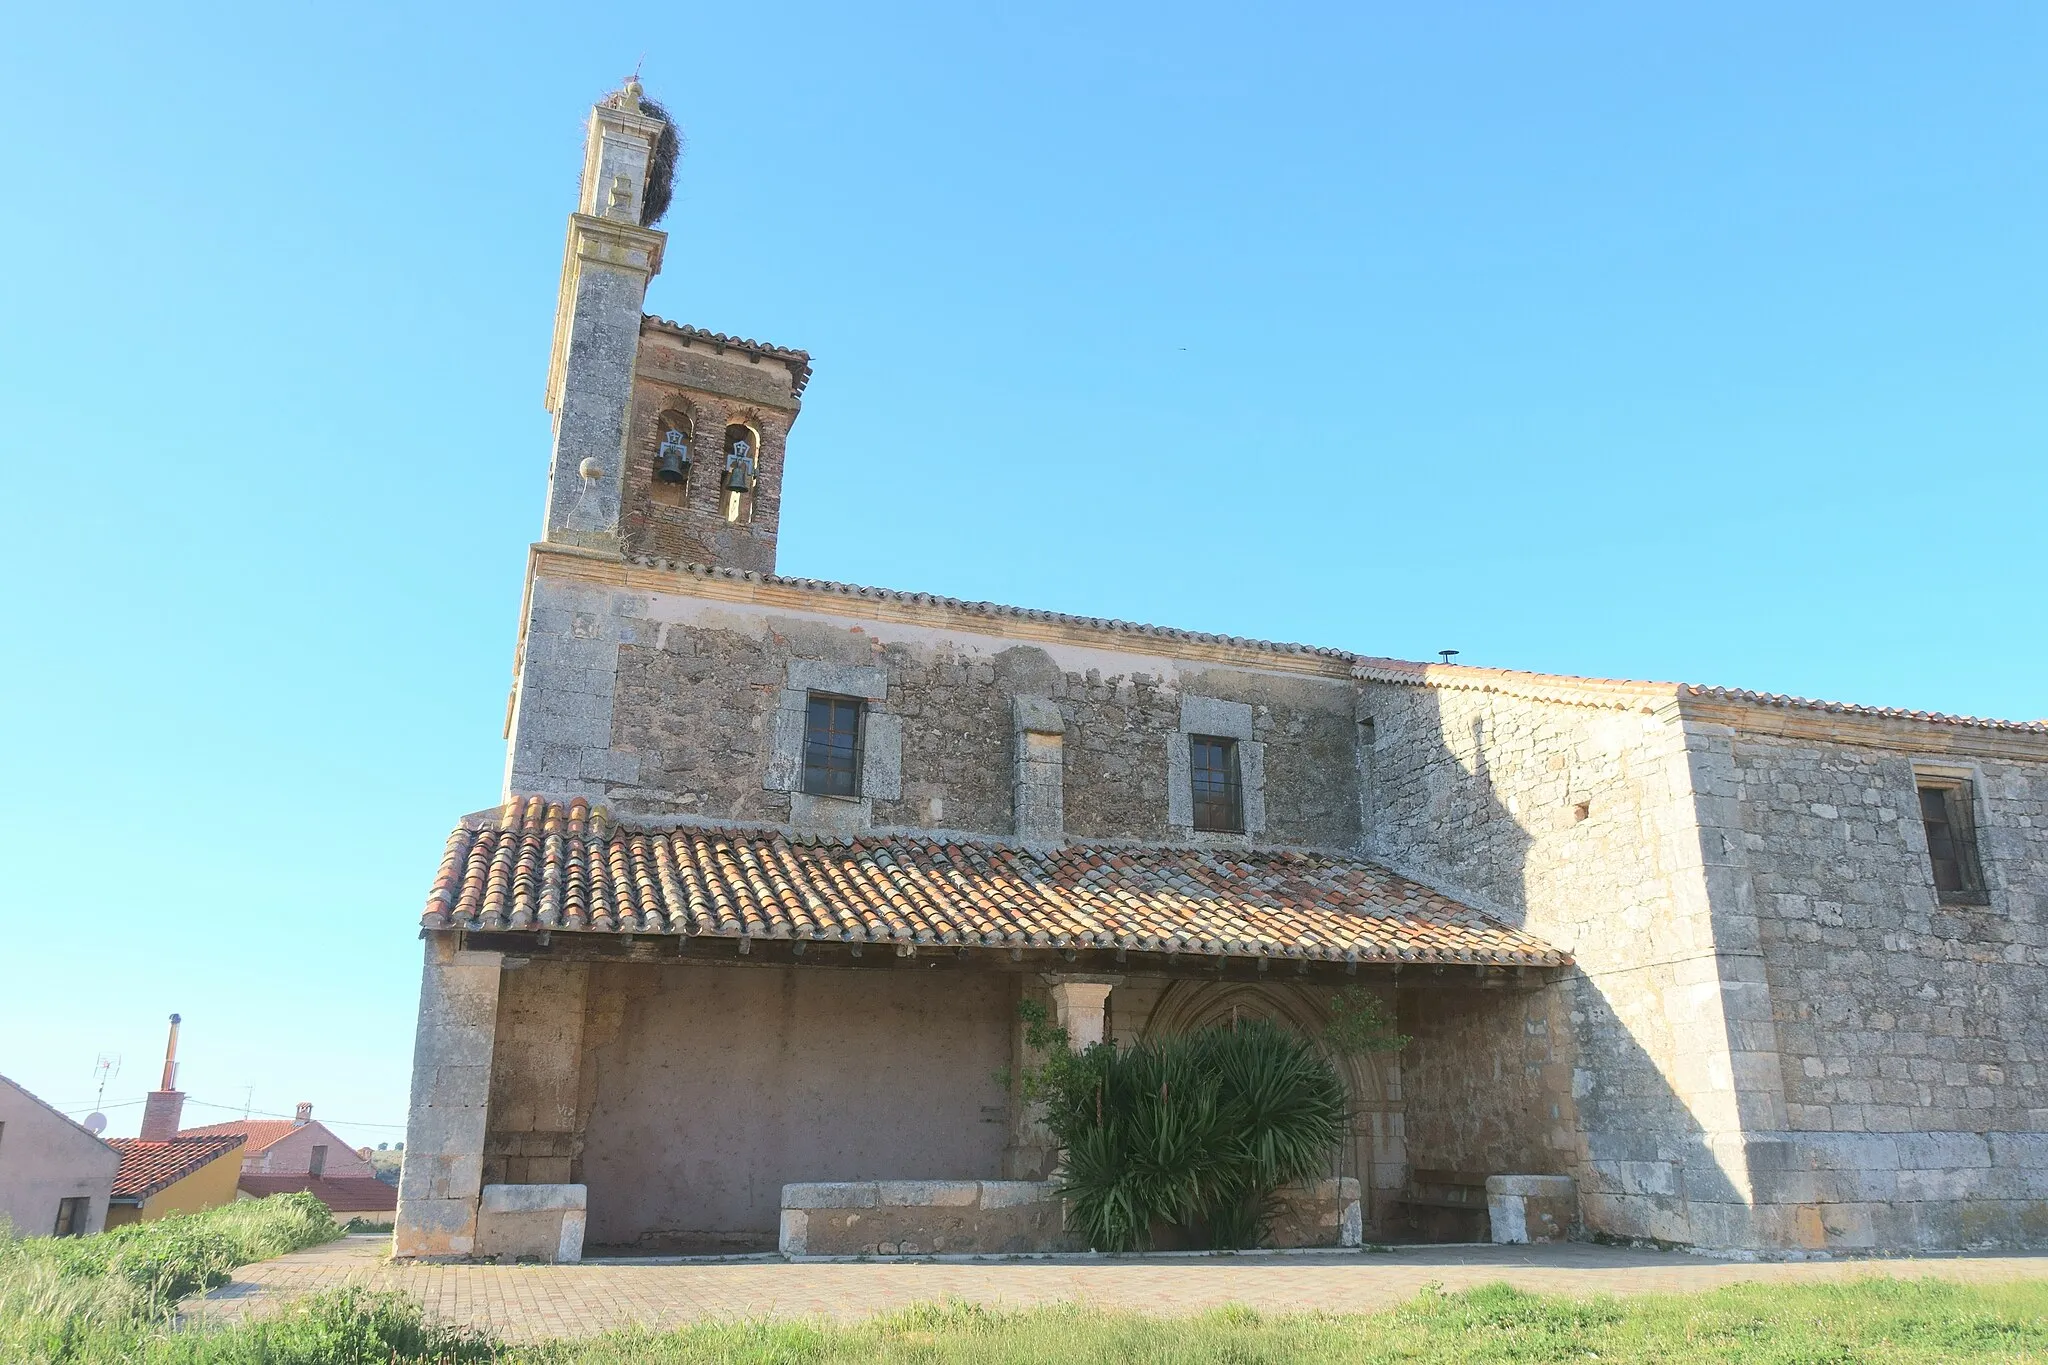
[179,1119,300,1152]
[422,798,1569,967]
[1357,657,2048,734]
[615,555,1356,665]
[109,1135,244,1200]
[642,316,814,395]
[239,1174,397,1214]
[1678,684,2048,735]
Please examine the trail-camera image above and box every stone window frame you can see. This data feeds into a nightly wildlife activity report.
[765,660,901,833]
[1910,761,1991,907]
[801,693,867,799]
[1167,695,1266,844]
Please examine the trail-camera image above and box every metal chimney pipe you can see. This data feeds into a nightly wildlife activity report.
[160,1013,182,1091]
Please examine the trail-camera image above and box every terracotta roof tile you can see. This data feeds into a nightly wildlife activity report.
[108,1135,244,1200]
[1677,683,2048,735]
[421,799,1569,967]
[238,1174,397,1214]
[178,1119,300,1152]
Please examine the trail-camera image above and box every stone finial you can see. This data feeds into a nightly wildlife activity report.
[612,75,645,113]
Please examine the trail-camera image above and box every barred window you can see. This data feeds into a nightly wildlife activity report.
[1190,735,1243,833]
[803,694,864,798]
[1918,781,1987,905]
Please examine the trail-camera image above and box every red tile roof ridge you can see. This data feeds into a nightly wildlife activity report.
[423,801,1570,968]
[176,1118,304,1151]
[108,1134,245,1199]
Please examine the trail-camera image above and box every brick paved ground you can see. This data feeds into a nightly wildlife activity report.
[184,1235,2048,1344]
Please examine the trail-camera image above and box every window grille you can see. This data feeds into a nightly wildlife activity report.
[803,694,865,798]
[1917,780,1988,905]
[1190,735,1244,833]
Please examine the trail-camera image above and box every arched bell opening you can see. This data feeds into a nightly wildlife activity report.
[649,407,695,506]
[721,422,760,523]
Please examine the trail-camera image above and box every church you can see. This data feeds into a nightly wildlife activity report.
[393,81,2048,1261]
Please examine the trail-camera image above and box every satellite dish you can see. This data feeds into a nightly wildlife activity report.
[84,1113,108,1135]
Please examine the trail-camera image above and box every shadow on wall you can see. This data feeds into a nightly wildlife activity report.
[1367,688,1749,1246]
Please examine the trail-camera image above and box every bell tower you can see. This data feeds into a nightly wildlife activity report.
[537,80,810,574]
[539,79,671,552]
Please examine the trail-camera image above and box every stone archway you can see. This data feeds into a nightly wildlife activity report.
[1139,979,1402,1232]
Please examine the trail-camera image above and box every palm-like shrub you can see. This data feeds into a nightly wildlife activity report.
[1019,1007,1349,1251]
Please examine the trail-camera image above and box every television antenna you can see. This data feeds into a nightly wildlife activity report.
[92,1054,120,1109]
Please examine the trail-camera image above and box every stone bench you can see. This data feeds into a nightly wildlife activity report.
[781,1176,1363,1256]
[1486,1174,1577,1244]
[780,1180,1071,1256]
[475,1183,587,1263]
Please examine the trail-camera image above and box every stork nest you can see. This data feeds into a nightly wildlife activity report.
[639,97,682,228]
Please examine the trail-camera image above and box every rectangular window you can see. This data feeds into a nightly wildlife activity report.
[309,1144,328,1177]
[1918,780,1988,905]
[53,1197,88,1237]
[802,694,865,798]
[1190,735,1244,833]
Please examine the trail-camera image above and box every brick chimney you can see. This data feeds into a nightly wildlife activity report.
[138,1013,185,1141]
[294,1103,312,1126]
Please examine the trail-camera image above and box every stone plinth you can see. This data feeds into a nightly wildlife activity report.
[779,1181,1073,1257]
[1488,1174,1577,1244]
[1267,1177,1365,1248]
[476,1183,587,1263]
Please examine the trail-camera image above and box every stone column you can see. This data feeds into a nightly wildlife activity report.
[1043,975,1122,1049]
[394,937,504,1259]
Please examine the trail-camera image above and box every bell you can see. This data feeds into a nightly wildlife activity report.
[725,458,753,493]
[655,432,690,484]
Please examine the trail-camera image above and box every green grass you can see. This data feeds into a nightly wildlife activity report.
[0,1193,342,1363]
[512,1279,2048,1363]
[5,1212,2044,1365]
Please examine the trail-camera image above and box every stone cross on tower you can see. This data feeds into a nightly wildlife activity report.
[540,80,670,551]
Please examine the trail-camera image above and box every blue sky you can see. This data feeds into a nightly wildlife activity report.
[1,3,2042,1147]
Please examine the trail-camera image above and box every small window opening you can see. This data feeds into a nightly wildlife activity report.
[803,694,864,798]
[309,1144,328,1177]
[723,424,759,523]
[1573,801,1591,823]
[1190,735,1244,833]
[652,408,693,500]
[53,1197,89,1237]
[1917,780,1988,905]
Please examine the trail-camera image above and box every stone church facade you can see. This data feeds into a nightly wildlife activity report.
[394,82,2048,1260]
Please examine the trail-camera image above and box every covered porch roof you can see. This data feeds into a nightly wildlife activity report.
[421,798,1568,969]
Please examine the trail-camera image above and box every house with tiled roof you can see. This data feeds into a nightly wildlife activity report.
[0,1074,120,1237]
[106,1135,244,1228]
[395,82,2048,1263]
[182,1104,397,1224]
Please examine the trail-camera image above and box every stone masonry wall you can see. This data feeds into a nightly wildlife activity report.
[1723,730,2048,1249]
[512,575,1360,850]
[1362,680,1792,1246]
[483,959,589,1188]
[1399,982,1577,1181]
[1734,736,2048,1134]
